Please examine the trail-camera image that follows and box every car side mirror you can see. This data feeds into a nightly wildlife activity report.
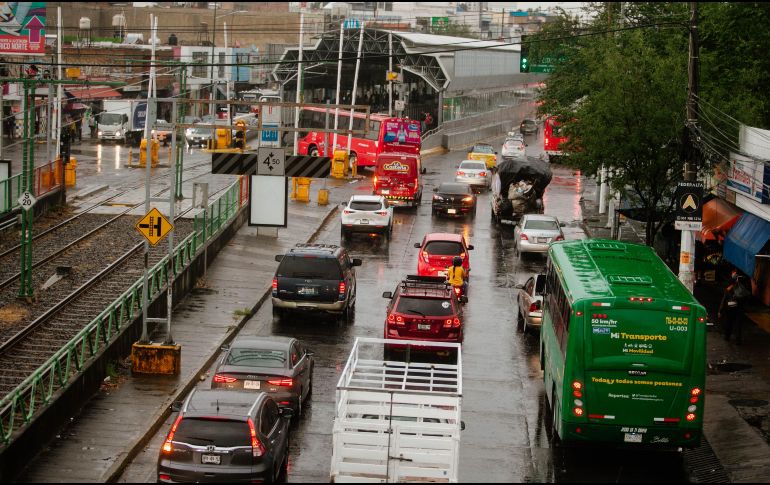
[414,243,422,248]
[274,255,283,262]
[352,258,362,266]
[560,222,566,227]
[171,401,183,412]
[461,421,466,431]
[460,296,468,304]
[433,187,438,192]
[382,291,393,299]
[280,407,295,419]
[467,245,474,250]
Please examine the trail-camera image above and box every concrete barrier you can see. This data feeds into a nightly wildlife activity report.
[432,102,535,152]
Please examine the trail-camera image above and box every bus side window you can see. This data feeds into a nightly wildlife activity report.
[367,121,381,141]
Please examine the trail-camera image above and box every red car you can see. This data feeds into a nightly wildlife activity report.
[382,275,466,351]
[413,233,473,280]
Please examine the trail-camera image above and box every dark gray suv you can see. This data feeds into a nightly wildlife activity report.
[272,243,361,324]
[157,389,291,483]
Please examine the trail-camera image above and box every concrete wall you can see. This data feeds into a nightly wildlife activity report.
[0,206,248,482]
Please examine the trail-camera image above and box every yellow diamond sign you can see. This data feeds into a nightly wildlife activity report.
[136,208,173,246]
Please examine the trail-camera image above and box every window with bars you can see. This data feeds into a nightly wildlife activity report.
[192,52,208,77]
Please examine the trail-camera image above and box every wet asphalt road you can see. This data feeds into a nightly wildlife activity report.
[119,133,690,482]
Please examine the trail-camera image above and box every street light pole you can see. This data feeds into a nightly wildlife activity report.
[209,2,217,117]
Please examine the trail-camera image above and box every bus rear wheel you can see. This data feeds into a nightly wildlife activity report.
[309,145,319,156]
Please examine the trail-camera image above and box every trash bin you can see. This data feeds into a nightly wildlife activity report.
[318,188,329,206]
[295,177,311,203]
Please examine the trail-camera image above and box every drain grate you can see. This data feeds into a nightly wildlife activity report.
[683,436,731,483]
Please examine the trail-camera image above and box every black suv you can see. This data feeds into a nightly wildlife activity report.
[272,243,361,324]
[157,389,291,483]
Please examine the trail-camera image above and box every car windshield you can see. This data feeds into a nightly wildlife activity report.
[522,120,536,127]
[504,141,522,149]
[472,145,494,154]
[226,348,286,368]
[189,127,212,135]
[99,113,123,124]
[424,241,463,255]
[459,162,485,171]
[438,184,470,194]
[277,255,342,279]
[524,219,559,231]
[396,296,454,316]
[349,201,382,211]
[173,418,250,447]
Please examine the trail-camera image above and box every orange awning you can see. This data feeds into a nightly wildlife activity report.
[64,85,122,101]
[699,197,742,243]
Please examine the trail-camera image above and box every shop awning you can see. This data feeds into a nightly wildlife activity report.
[724,212,770,277]
[698,197,742,243]
[64,85,122,101]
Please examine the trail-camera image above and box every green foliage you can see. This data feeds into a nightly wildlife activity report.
[434,21,475,38]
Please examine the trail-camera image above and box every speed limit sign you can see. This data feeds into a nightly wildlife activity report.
[18,191,36,211]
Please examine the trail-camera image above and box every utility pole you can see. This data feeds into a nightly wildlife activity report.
[209,2,217,117]
[332,22,343,155]
[346,21,364,173]
[679,1,699,292]
[293,10,304,156]
[388,30,392,117]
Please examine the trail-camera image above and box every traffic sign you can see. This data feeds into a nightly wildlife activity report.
[394,100,405,111]
[136,207,173,246]
[257,147,285,176]
[674,181,703,231]
[212,152,331,177]
[18,191,36,211]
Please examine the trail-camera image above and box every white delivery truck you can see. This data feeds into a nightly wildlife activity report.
[331,338,463,483]
[98,99,148,146]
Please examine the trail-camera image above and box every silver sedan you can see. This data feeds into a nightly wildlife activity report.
[513,214,565,258]
[454,160,491,191]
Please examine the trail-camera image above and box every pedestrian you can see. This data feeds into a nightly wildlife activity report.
[718,269,750,344]
[89,111,97,138]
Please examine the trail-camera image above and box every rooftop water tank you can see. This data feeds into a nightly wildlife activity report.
[79,17,91,30]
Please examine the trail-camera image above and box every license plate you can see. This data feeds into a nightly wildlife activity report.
[244,380,260,390]
[624,433,643,443]
[202,454,221,465]
[298,286,317,296]
[360,219,369,224]
[447,208,457,214]
[418,323,431,331]
[381,189,389,194]
[537,237,548,243]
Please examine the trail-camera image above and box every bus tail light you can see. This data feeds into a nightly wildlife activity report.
[572,381,584,416]
[629,297,654,302]
[686,413,697,422]
[591,302,611,307]
[672,305,690,311]
[573,407,584,417]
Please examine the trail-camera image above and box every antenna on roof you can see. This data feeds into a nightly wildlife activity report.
[216,399,220,413]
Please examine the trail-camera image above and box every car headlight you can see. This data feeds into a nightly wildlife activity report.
[97,130,103,136]
[115,130,122,137]
[433,195,443,201]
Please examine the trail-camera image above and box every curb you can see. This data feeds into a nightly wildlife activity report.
[103,203,339,483]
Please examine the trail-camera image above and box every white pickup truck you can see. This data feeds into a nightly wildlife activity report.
[330,338,463,483]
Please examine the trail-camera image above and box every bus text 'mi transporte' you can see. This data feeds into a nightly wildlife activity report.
[540,239,707,448]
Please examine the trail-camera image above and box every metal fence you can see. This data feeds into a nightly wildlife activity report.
[0,179,243,445]
[442,89,534,123]
[0,159,64,216]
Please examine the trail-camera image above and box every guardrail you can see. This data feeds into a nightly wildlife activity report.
[0,179,243,445]
[0,159,64,216]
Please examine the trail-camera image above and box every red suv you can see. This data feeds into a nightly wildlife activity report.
[382,275,466,351]
[414,233,473,279]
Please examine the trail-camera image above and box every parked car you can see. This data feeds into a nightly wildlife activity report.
[213,336,315,419]
[152,119,173,146]
[414,233,473,279]
[341,194,393,241]
[519,118,539,136]
[467,143,497,170]
[501,138,526,160]
[157,389,291,483]
[185,125,213,147]
[272,243,361,324]
[515,274,546,334]
[382,275,466,351]
[454,160,491,191]
[513,214,565,258]
[431,182,477,218]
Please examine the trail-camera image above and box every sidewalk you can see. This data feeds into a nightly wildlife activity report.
[16,178,360,483]
[580,175,770,483]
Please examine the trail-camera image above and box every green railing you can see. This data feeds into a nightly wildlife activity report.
[0,179,242,445]
[0,173,22,214]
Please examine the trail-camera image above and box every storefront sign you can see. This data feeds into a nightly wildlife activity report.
[727,152,768,203]
[674,181,703,231]
[0,3,46,56]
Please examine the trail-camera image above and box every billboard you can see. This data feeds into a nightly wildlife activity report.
[380,119,421,154]
[0,2,47,56]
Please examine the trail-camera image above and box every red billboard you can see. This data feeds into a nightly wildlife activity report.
[0,2,47,56]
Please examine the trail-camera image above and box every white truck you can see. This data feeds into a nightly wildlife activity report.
[331,338,463,483]
[98,99,147,146]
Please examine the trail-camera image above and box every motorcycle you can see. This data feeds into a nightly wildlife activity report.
[449,280,468,303]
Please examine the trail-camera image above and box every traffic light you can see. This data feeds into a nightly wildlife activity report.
[234,120,246,149]
[520,36,529,73]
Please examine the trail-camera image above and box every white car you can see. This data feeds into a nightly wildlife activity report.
[454,160,491,191]
[513,214,565,258]
[341,195,393,241]
[515,274,546,334]
[501,138,526,160]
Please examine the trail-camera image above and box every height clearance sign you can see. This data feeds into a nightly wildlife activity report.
[674,181,704,231]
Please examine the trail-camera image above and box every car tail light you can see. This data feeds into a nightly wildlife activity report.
[272,278,277,291]
[338,281,346,300]
[421,251,430,263]
[479,171,487,177]
[456,170,465,176]
[213,374,237,384]
[162,415,183,453]
[343,209,353,214]
[159,474,171,481]
[373,175,378,186]
[267,378,294,387]
[247,418,266,457]
[443,317,461,328]
[529,301,541,312]
[388,313,405,326]
[520,234,528,240]
[554,235,564,241]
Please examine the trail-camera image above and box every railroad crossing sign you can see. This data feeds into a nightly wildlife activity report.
[674,181,704,231]
[257,147,285,176]
[18,191,36,211]
[136,207,173,246]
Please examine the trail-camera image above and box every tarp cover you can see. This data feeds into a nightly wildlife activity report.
[495,158,552,198]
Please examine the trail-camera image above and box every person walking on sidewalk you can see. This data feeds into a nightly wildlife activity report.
[718,269,750,344]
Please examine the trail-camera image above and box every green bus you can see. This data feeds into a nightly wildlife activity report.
[540,239,707,448]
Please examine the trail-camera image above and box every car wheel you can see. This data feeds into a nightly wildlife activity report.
[349,152,357,170]
[517,308,525,332]
[309,145,319,157]
[277,451,289,483]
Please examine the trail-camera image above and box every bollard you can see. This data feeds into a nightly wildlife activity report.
[151,138,160,167]
[318,188,329,206]
[54,156,63,183]
[290,177,297,200]
[64,157,77,187]
[296,177,311,203]
[331,150,347,179]
[127,147,133,166]
[139,139,148,167]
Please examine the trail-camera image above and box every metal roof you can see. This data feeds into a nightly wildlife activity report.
[389,30,519,53]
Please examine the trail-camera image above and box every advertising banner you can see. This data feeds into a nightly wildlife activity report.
[0,2,47,56]
[380,118,421,154]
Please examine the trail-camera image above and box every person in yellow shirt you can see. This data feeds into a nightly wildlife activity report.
[446,256,467,295]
